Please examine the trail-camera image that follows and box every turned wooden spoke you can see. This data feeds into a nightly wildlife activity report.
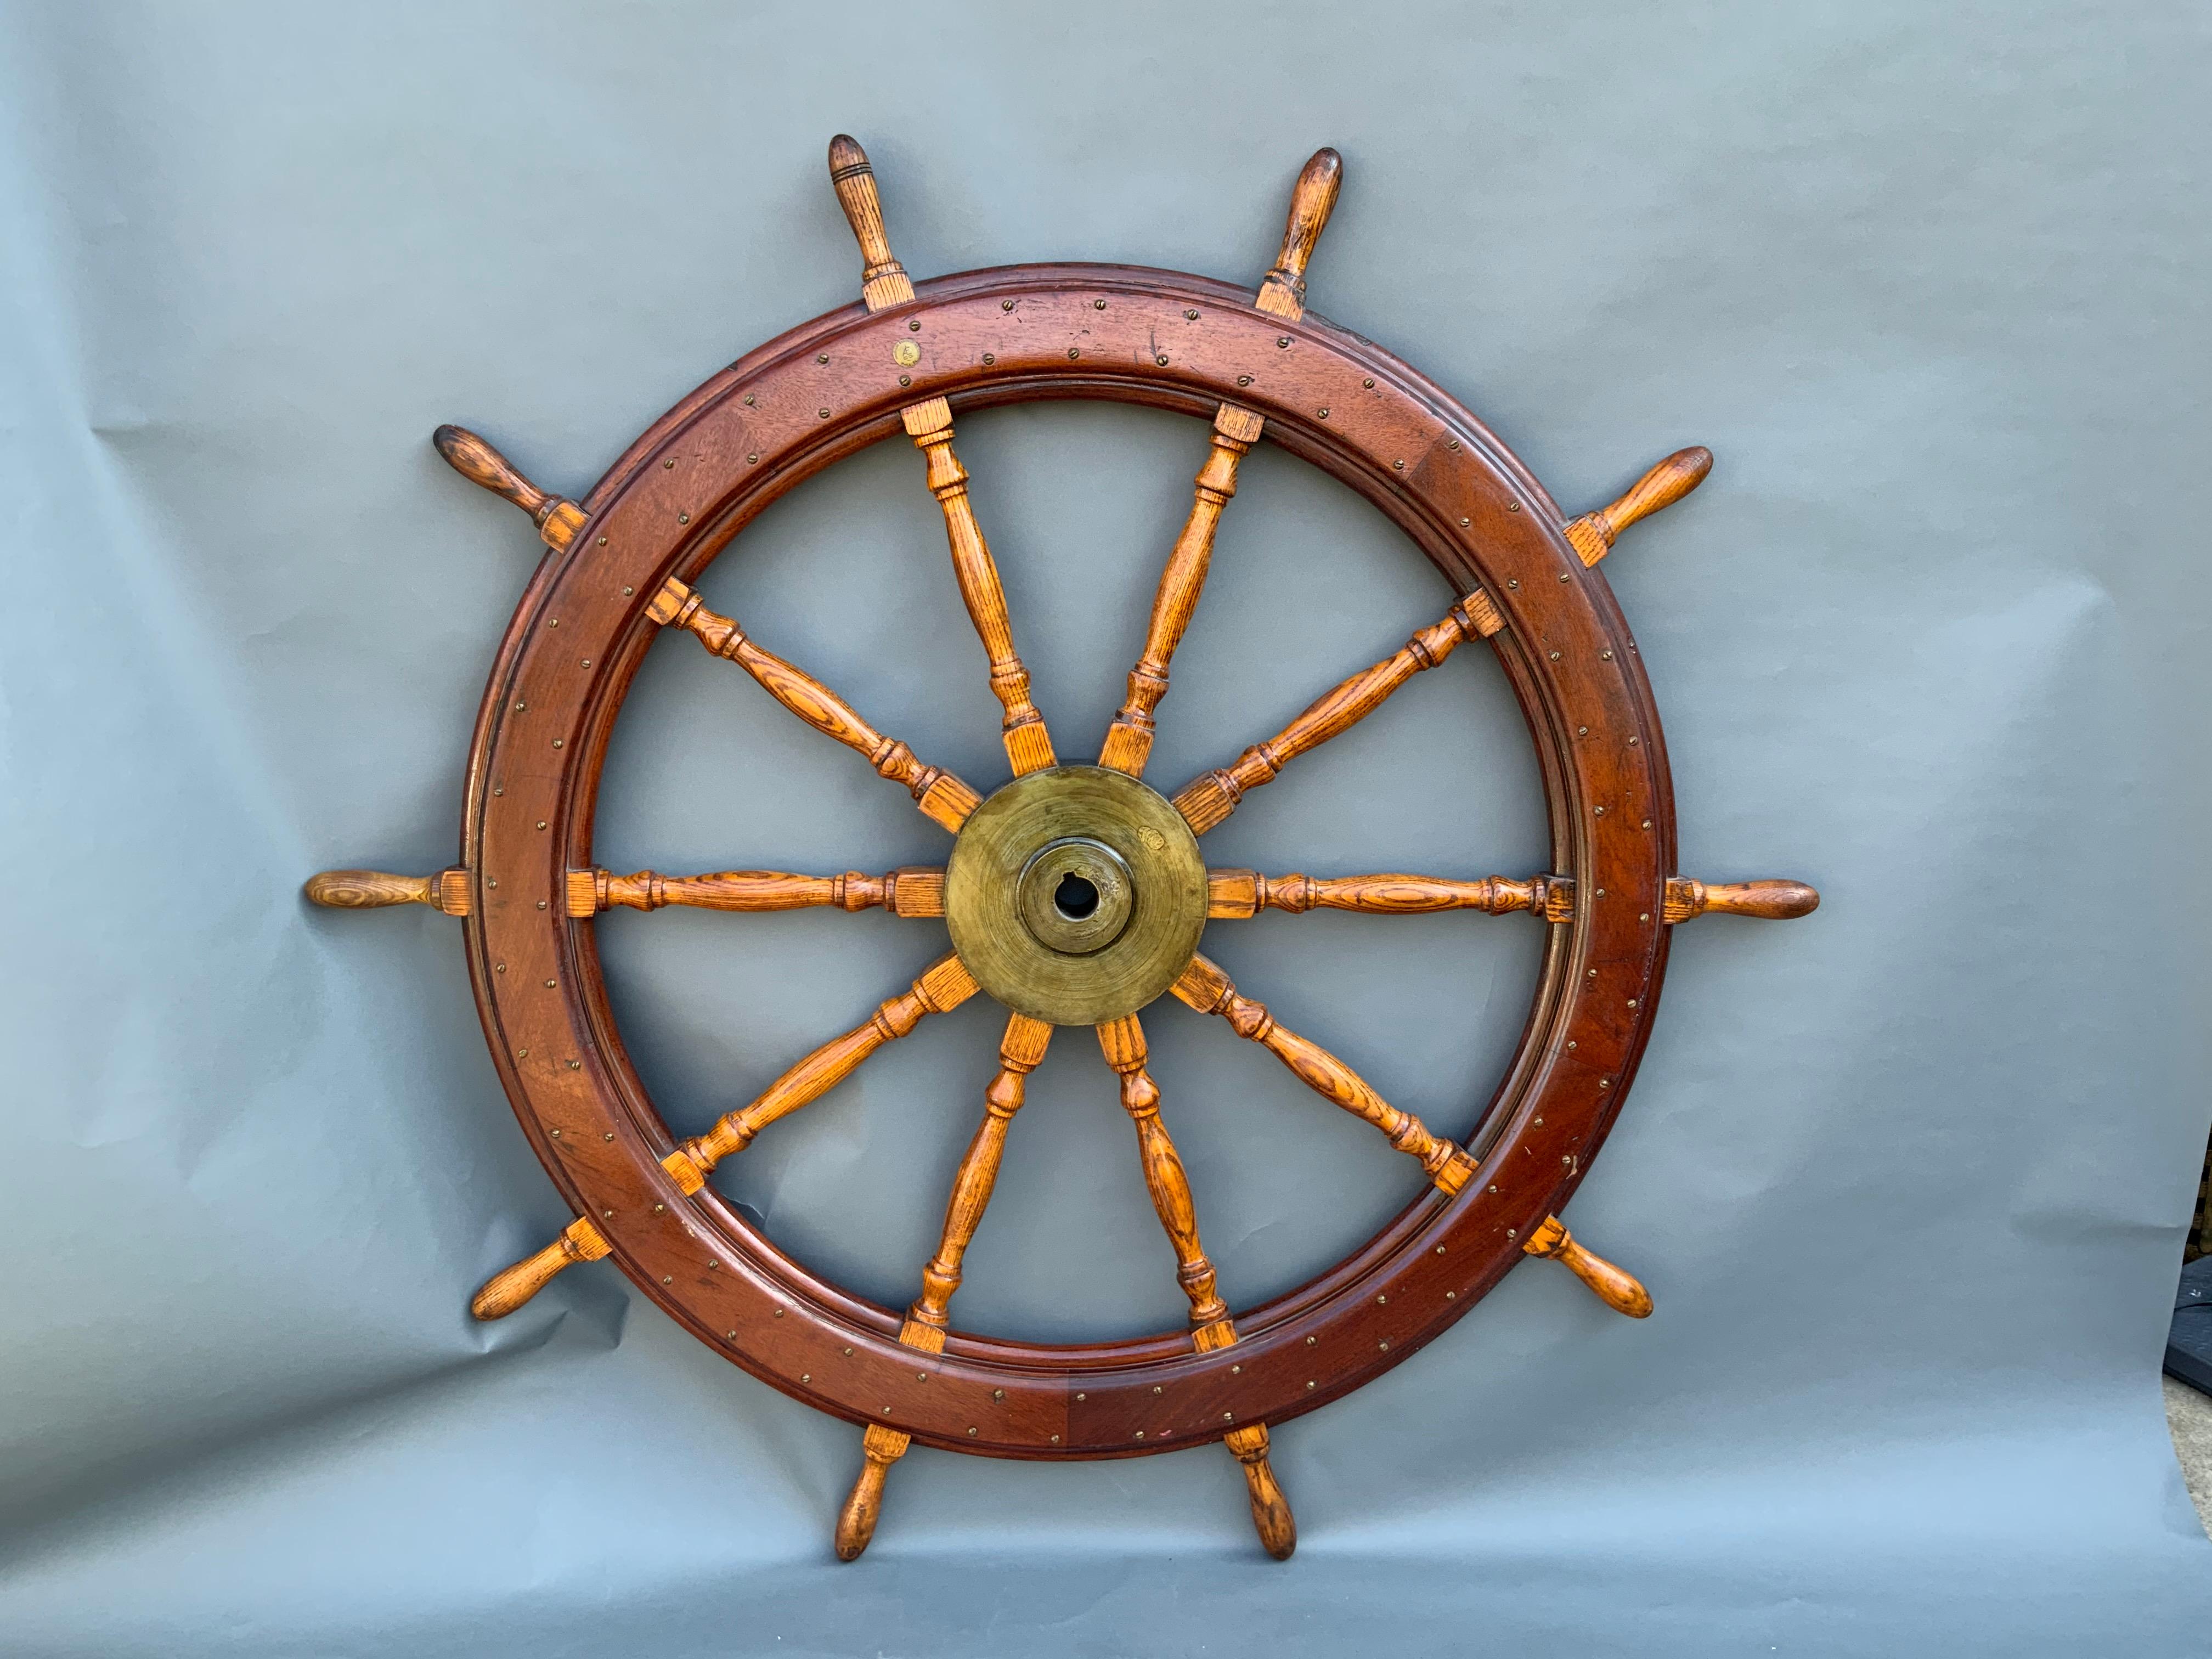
[835,1012,1054,1562]
[828,136,1054,775]
[304,867,470,916]
[1205,868,1572,919]
[1096,1013,1232,1335]
[1172,955,1475,1196]
[1523,1216,1654,1317]
[1096,1012,1295,1559]
[1562,447,1713,567]
[432,425,586,551]
[646,575,981,831]
[1170,591,1503,834]
[1098,150,1342,778]
[565,865,944,918]
[471,955,979,1321]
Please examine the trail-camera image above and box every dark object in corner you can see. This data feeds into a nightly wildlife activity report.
[2166,1256,2212,1396]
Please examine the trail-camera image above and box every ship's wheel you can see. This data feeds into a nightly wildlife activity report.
[307,137,1817,1560]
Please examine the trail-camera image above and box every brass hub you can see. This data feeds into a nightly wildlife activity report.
[944,766,1208,1026]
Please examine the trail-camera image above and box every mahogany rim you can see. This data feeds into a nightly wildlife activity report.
[457,262,1677,1459]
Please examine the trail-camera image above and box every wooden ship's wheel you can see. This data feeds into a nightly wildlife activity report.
[307,138,1818,1560]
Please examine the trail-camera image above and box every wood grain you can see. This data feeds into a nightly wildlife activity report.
[833,1421,912,1561]
[648,576,981,830]
[907,1012,1054,1332]
[1170,591,1504,833]
[469,957,978,1320]
[826,136,1053,773]
[1224,1423,1297,1559]
[432,425,587,551]
[1205,869,1553,918]
[1663,876,1820,922]
[1171,955,1475,1195]
[565,866,944,918]
[1098,1014,1231,1329]
[1522,1216,1653,1317]
[305,867,471,917]
[1562,447,1712,567]
[1098,149,1343,776]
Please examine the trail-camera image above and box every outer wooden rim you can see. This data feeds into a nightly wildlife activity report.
[458,263,1675,1460]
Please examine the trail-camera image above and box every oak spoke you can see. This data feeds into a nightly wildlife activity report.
[827,136,1054,775]
[1169,592,1502,833]
[1205,869,1568,919]
[565,866,944,918]
[1096,1011,1295,1560]
[647,577,982,832]
[835,1011,1054,1561]
[471,955,979,1320]
[1098,150,1342,777]
[1171,955,1475,1196]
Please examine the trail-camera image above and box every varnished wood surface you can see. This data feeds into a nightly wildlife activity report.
[567,866,944,918]
[1098,150,1342,777]
[1523,1215,1653,1317]
[829,136,1055,774]
[456,259,1686,1459]
[1561,447,1712,567]
[432,425,588,551]
[648,576,981,830]
[1173,955,1476,1196]
[1171,591,1504,833]
[1205,868,1554,918]
[305,867,471,916]
[1663,876,1820,922]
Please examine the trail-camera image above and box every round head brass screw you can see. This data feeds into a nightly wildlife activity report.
[661,1274,672,1285]
[1094,298,1108,309]
[1068,347,1080,359]
[678,512,690,524]
[664,457,676,468]
[1185,308,1199,319]
[1238,374,1252,386]
[1363,376,1375,387]
[981,353,995,365]
[908,319,921,331]
[899,375,911,387]
[1157,355,1170,366]
[803,1373,811,1383]
[747,453,759,464]
[1001,298,1015,311]
[994,1389,1005,1401]
[1278,336,1291,348]
[816,354,829,364]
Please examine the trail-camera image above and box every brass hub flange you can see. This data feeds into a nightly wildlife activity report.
[944,765,1208,1026]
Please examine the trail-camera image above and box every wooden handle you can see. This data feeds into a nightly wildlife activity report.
[305,867,470,916]
[1224,1424,1298,1559]
[1523,1216,1652,1318]
[1254,148,1343,320]
[648,578,981,831]
[431,425,586,551]
[833,1422,912,1561]
[1663,876,1821,922]
[1562,447,1712,566]
[1171,591,1501,833]
[470,1216,610,1320]
[827,134,917,311]
[306,869,431,907]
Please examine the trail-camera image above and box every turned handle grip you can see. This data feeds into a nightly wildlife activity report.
[833,1424,910,1561]
[305,870,431,907]
[1603,447,1712,535]
[1699,879,1820,919]
[432,425,584,549]
[827,134,895,267]
[1273,149,1342,285]
[1526,1216,1652,1318]
[433,425,556,520]
[1225,1424,1297,1559]
[470,1217,607,1320]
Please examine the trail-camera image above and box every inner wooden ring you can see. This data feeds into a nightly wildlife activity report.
[458,263,1675,1460]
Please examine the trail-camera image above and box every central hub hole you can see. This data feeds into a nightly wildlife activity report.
[1054,872,1101,920]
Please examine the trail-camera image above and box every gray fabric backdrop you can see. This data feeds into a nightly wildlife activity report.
[3,3,2208,1654]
